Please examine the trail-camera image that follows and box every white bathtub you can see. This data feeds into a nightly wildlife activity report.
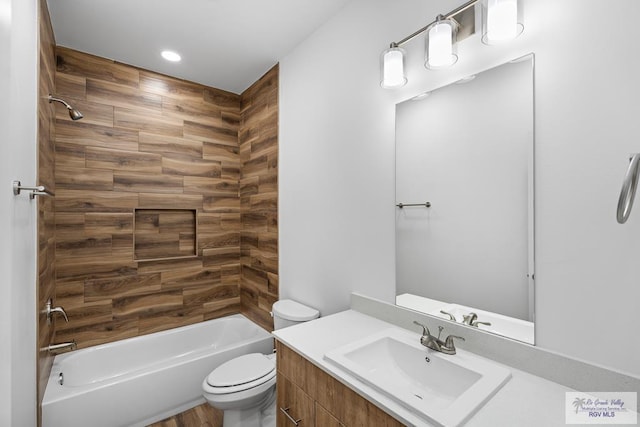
[42,314,274,427]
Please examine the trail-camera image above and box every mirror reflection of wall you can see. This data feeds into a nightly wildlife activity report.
[395,55,534,344]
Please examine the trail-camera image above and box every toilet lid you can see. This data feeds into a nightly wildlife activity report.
[272,299,319,322]
[206,353,275,388]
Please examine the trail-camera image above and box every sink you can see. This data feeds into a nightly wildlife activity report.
[324,328,511,426]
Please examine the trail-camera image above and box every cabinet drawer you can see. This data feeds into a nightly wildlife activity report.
[277,372,315,427]
[315,403,344,427]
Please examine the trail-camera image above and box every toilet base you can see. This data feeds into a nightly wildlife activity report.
[220,387,276,427]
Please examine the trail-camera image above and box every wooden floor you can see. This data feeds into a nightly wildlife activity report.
[147,403,223,427]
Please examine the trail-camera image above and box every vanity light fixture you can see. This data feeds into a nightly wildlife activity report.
[380,0,523,89]
[380,44,408,88]
[161,50,182,62]
[482,0,524,44]
[425,17,458,69]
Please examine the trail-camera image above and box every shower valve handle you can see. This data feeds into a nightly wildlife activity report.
[44,299,69,323]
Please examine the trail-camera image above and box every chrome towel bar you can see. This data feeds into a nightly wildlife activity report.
[396,202,431,208]
[12,180,55,199]
[616,153,640,224]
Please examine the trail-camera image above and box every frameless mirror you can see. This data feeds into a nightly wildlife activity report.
[395,54,535,344]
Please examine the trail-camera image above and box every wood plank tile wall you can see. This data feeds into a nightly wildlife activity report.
[37,1,57,424]
[239,66,279,330]
[53,47,248,348]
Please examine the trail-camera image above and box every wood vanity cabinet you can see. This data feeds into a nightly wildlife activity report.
[276,341,404,427]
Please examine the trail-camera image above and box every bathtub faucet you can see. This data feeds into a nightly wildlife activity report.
[42,340,76,354]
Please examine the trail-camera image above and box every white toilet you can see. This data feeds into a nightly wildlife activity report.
[202,299,319,427]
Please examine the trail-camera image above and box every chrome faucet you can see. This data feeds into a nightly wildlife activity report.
[413,321,465,355]
[462,312,492,328]
[42,341,76,354]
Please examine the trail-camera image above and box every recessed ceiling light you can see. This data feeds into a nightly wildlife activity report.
[161,50,181,62]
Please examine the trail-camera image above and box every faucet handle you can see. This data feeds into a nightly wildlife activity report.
[413,320,431,337]
[471,321,491,327]
[43,299,69,324]
[444,335,465,349]
[439,310,457,322]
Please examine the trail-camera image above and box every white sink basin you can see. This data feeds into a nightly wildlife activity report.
[324,329,511,426]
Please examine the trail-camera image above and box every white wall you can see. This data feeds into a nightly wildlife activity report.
[279,0,640,376]
[0,0,39,424]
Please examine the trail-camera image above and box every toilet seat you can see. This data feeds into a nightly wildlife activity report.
[205,353,275,394]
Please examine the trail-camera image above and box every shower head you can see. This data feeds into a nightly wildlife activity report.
[48,95,84,121]
[68,108,84,121]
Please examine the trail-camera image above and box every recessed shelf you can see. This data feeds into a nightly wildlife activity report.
[134,209,197,262]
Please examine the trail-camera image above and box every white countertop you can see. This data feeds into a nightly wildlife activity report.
[273,310,578,427]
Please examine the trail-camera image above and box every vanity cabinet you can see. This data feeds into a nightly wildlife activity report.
[315,404,344,427]
[276,341,404,427]
[277,374,315,426]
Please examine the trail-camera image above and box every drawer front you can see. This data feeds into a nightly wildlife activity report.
[315,403,344,427]
[277,372,315,427]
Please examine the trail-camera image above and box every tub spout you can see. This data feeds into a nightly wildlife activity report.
[42,340,76,354]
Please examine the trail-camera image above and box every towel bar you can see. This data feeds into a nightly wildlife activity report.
[616,153,640,224]
[12,180,55,199]
[396,202,431,208]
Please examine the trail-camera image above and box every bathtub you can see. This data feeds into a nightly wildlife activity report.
[42,314,274,427]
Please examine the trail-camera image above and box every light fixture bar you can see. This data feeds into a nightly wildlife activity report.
[392,0,480,47]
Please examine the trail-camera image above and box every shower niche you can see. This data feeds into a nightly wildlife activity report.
[133,208,198,261]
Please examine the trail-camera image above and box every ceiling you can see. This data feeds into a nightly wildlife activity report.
[47,0,351,94]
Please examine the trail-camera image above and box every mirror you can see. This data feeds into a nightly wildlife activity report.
[395,55,535,344]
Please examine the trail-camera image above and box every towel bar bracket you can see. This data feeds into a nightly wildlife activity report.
[12,180,54,199]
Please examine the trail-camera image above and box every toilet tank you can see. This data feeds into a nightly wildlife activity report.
[272,299,319,330]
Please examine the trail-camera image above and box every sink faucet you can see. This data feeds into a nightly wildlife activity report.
[462,312,492,328]
[413,321,465,355]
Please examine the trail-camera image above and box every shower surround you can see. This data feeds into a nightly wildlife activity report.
[52,47,279,349]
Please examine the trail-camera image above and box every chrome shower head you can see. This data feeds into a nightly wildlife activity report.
[68,108,84,121]
[48,95,84,121]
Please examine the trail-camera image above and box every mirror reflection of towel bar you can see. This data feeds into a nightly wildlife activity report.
[396,202,431,208]
[616,153,640,224]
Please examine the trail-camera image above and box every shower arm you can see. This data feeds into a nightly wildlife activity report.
[616,153,640,224]
[48,94,84,120]
[48,95,72,109]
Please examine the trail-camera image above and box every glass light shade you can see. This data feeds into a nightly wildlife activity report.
[425,20,458,69]
[380,46,407,89]
[483,0,523,44]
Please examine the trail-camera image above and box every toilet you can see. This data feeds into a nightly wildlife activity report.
[202,299,319,427]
